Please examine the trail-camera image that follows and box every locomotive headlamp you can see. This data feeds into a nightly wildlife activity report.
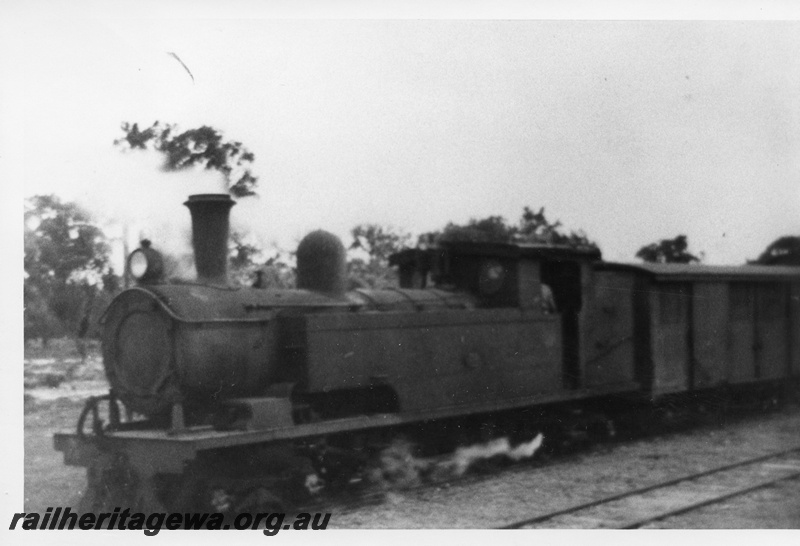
[129,250,149,278]
[128,240,164,284]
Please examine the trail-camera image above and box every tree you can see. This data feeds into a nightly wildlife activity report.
[435,215,514,243]
[751,236,800,266]
[228,232,291,288]
[23,283,63,343]
[24,195,115,341]
[636,235,702,264]
[252,253,297,289]
[25,196,110,285]
[516,206,597,248]
[429,207,598,249]
[350,224,411,263]
[348,224,411,289]
[226,230,295,289]
[115,122,259,198]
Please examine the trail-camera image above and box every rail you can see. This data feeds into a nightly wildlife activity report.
[498,446,800,529]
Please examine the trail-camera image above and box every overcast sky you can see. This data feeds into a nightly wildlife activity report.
[5,4,800,269]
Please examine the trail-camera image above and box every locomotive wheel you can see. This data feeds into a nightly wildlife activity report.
[166,447,322,515]
[78,453,138,514]
[77,454,173,520]
[234,487,286,514]
[168,469,211,513]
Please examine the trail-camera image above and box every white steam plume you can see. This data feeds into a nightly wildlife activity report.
[449,434,544,477]
[73,152,229,275]
[369,433,544,489]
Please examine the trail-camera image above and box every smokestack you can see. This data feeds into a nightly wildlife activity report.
[184,194,235,284]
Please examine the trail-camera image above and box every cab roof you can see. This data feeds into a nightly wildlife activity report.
[390,241,602,266]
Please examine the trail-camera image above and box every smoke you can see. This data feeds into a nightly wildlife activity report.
[65,151,306,280]
[367,438,429,489]
[368,433,544,489]
[68,152,229,275]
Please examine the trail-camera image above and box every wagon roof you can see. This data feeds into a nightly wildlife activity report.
[448,241,602,259]
[596,262,800,282]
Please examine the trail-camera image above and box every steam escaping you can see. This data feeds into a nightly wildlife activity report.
[449,434,544,476]
[70,153,229,275]
[368,438,429,489]
[369,433,544,489]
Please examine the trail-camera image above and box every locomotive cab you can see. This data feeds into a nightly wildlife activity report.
[392,242,599,307]
[392,241,601,390]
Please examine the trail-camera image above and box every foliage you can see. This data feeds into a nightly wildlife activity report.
[435,215,513,243]
[636,235,702,264]
[347,224,411,289]
[25,195,110,284]
[350,224,412,263]
[430,206,597,249]
[253,254,297,289]
[228,230,295,289]
[517,207,596,247]
[23,283,64,341]
[229,231,263,274]
[751,236,800,266]
[115,122,259,198]
[24,195,116,341]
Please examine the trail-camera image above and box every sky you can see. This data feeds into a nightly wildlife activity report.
[4,4,800,272]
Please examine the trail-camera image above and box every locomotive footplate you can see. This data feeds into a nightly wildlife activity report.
[54,381,640,475]
[53,413,407,474]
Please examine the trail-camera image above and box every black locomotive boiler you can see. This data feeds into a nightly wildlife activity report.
[54,193,800,513]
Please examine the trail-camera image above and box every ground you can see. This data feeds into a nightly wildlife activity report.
[23,338,107,512]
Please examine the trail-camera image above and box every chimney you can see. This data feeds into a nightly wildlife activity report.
[184,194,235,284]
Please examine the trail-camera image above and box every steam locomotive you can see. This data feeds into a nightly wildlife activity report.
[54,194,800,513]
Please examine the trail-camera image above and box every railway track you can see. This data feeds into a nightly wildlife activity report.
[310,407,794,517]
[499,446,800,529]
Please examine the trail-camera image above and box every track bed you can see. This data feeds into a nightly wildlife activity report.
[323,403,800,528]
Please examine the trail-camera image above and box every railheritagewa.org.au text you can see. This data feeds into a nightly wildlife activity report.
[9,507,331,535]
